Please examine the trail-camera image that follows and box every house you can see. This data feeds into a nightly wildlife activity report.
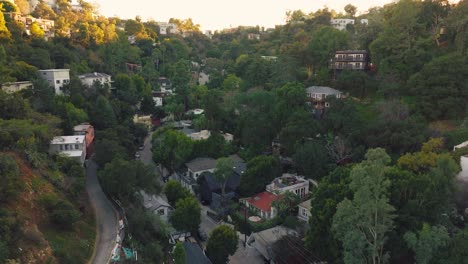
[139,190,173,222]
[158,77,173,93]
[73,123,94,158]
[153,96,163,107]
[246,226,298,262]
[49,135,86,165]
[1,81,33,93]
[266,173,310,199]
[247,33,260,40]
[186,108,205,115]
[241,191,281,220]
[78,72,113,87]
[157,22,179,35]
[198,155,245,205]
[297,199,312,223]
[173,171,198,194]
[330,18,355,30]
[198,72,210,85]
[182,242,212,264]
[4,12,55,40]
[185,157,217,181]
[38,69,70,95]
[331,50,370,72]
[454,141,468,151]
[305,86,343,110]
[189,130,211,141]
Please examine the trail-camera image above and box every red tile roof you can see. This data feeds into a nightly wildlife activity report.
[246,191,280,212]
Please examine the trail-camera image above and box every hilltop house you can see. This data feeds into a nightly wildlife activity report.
[73,123,94,158]
[330,18,368,31]
[49,135,86,165]
[305,86,343,110]
[38,69,70,95]
[185,157,217,181]
[1,81,33,93]
[266,173,310,199]
[331,50,370,72]
[78,72,113,87]
[5,12,55,40]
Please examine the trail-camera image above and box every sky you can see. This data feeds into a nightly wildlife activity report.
[93,0,398,31]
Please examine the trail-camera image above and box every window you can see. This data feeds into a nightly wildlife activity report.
[64,79,69,84]
[56,80,61,84]
[75,144,79,150]
[59,145,64,151]
[64,144,69,150]
[325,102,330,108]
[157,209,165,215]
[42,72,46,75]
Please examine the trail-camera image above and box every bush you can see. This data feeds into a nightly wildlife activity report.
[40,194,80,229]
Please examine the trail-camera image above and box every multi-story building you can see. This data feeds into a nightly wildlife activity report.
[297,199,312,223]
[266,173,309,199]
[78,72,113,88]
[38,69,70,95]
[305,86,343,109]
[331,50,370,71]
[330,18,369,31]
[1,81,33,93]
[73,123,94,158]
[49,135,86,165]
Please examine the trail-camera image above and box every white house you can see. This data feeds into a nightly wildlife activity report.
[38,69,70,95]
[454,141,468,151]
[189,130,211,141]
[330,19,355,30]
[297,199,312,223]
[78,72,112,87]
[185,157,216,181]
[1,81,33,93]
[305,86,343,109]
[49,135,86,165]
[198,72,210,85]
[139,190,173,222]
[153,96,163,107]
[266,173,309,199]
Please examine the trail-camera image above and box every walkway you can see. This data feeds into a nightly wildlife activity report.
[86,160,119,264]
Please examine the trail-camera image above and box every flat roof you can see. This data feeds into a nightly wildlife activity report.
[79,72,111,79]
[186,157,216,172]
[51,135,85,145]
[38,69,70,72]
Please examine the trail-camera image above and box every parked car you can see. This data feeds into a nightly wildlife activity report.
[135,152,141,159]
[138,144,144,150]
[197,229,208,241]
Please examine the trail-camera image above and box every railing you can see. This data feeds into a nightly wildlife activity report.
[334,56,366,62]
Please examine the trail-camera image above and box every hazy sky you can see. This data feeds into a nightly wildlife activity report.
[94,0,397,31]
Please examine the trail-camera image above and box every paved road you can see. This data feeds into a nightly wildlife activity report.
[86,160,118,264]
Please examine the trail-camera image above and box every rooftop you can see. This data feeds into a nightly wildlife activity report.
[38,69,70,72]
[78,72,111,79]
[139,190,172,210]
[305,86,342,95]
[246,191,280,212]
[248,226,297,261]
[186,157,216,172]
[73,123,93,132]
[183,242,212,264]
[51,135,85,145]
[335,50,368,54]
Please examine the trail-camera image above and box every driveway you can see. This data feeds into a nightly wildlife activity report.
[86,160,119,264]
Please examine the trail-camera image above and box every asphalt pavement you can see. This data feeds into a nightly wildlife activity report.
[86,160,119,264]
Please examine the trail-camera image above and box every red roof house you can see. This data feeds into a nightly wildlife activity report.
[242,191,281,220]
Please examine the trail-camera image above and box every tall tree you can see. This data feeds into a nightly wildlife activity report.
[404,223,449,264]
[152,129,193,174]
[0,4,11,41]
[206,225,238,264]
[173,242,186,264]
[170,196,201,234]
[332,148,395,264]
[239,155,280,197]
[213,157,234,209]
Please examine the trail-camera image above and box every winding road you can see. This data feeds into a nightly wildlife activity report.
[86,160,119,264]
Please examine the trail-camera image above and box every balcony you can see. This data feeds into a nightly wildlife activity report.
[334,56,366,62]
[333,63,366,70]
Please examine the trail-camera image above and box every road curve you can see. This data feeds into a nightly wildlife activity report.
[86,160,119,264]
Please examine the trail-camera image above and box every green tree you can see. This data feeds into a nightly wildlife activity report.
[404,223,449,264]
[213,157,234,209]
[332,148,395,264]
[271,191,300,218]
[293,140,331,180]
[239,155,280,197]
[152,129,193,174]
[173,242,186,264]
[170,196,201,234]
[0,4,11,41]
[94,139,126,167]
[0,154,21,203]
[164,180,191,206]
[344,4,357,18]
[206,225,238,264]
[31,1,56,20]
[90,96,116,129]
[30,22,45,39]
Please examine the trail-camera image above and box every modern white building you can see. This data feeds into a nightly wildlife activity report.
[49,135,86,165]
[1,81,33,93]
[78,72,112,87]
[153,96,163,107]
[297,199,312,223]
[266,174,309,199]
[38,69,70,95]
[330,19,355,30]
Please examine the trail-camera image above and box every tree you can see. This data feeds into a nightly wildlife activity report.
[332,148,395,264]
[271,191,300,218]
[164,180,191,206]
[0,154,21,203]
[152,129,193,174]
[0,4,11,41]
[173,242,186,264]
[94,139,126,167]
[206,225,238,264]
[30,22,44,39]
[90,96,117,129]
[293,140,331,180]
[170,196,201,234]
[404,223,449,264]
[344,4,357,18]
[239,155,280,197]
[213,157,234,210]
